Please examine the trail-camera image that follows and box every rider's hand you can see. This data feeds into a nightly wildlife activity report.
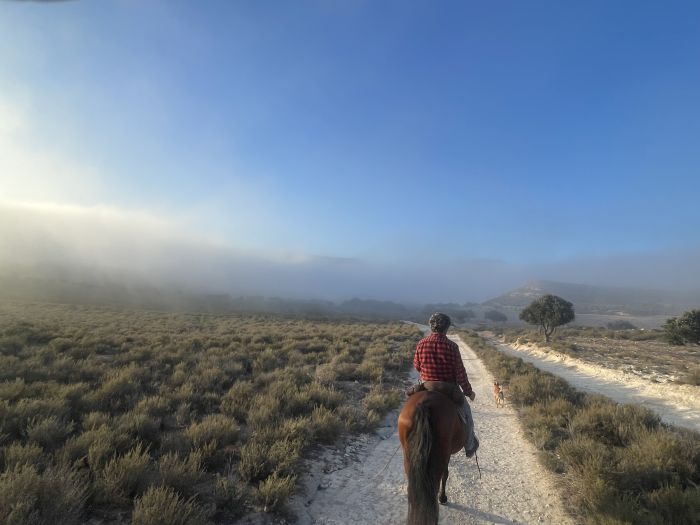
[468,391,476,402]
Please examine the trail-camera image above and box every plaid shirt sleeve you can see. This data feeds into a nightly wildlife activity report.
[452,343,473,396]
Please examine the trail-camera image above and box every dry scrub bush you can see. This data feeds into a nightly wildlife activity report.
[239,435,302,484]
[219,380,254,421]
[97,443,152,504]
[507,371,572,406]
[213,474,242,514]
[569,398,660,447]
[254,472,296,513]
[2,442,46,471]
[59,424,125,470]
[0,463,89,525]
[185,414,239,449]
[82,411,112,430]
[362,386,401,416]
[132,485,207,525]
[646,485,700,525]
[615,429,696,492]
[117,410,162,445]
[25,416,74,451]
[158,450,205,496]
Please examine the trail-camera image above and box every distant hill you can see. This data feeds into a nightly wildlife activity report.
[483,280,700,315]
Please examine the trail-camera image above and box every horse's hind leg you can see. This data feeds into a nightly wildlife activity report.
[438,468,448,505]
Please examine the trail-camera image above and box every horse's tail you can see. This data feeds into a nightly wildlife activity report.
[406,402,438,525]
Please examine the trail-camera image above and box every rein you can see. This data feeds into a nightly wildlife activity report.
[373,442,402,481]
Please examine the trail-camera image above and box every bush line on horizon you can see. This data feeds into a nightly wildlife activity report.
[0,302,421,523]
[459,330,700,525]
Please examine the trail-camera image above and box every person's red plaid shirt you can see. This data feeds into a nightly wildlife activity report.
[413,332,473,396]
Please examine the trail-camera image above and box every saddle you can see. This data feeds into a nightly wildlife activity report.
[405,380,465,406]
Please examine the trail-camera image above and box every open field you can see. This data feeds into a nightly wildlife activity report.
[0,301,420,524]
[501,326,700,385]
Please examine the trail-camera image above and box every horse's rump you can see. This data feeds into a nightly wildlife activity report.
[399,391,463,525]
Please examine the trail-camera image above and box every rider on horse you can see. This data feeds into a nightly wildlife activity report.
[413,312,479,458]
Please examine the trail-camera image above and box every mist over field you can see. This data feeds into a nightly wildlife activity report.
[2,202,699,305]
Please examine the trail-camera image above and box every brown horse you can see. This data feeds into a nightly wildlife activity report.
[398,390,466,525]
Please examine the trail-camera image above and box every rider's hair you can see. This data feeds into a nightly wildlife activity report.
[429,312,451,334]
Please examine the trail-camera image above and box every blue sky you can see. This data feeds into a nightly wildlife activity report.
[2,1,700,300]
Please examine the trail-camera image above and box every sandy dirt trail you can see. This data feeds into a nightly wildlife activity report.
[489,337,700,432]
[288,335,574,525]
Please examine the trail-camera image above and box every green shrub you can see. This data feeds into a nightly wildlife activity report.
[132,485,207,525]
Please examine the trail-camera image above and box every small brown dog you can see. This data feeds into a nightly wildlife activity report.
[493,381,505,408]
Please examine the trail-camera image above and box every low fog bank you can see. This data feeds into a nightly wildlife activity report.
[2,203,700,310]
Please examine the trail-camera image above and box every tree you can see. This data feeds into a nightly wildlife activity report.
[519,294,575,342]
[452,309,476,323]
[484,309,508,323]
[664,309,700,345]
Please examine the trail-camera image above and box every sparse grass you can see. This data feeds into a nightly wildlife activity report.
[460,330,700,525]
[0,301,421,522]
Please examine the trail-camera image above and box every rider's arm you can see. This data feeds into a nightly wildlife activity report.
[413,341,422,373]
[453,345,473,397]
